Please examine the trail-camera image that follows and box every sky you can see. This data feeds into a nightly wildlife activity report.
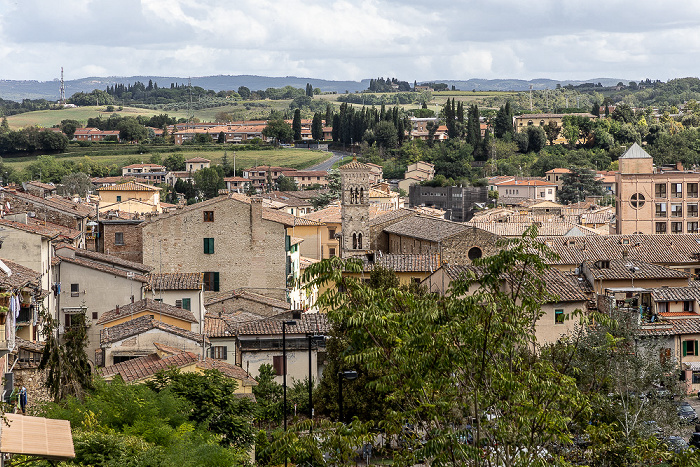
[1,0,700,83]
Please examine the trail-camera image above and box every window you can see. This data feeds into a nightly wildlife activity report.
[92,312,98,320]
[671,204,683,217]
[630,193,645,208]
[203,272,220,292]
[672,222,683,233]
[116,195,122,202]
[689,183,699,198]
[211,346,227,360]
[684,301,693,312]
[114,232,124,245]
[328,247,336,257]
[182,298,191,311]
[328,228,336,240]
[683,339,699,356]
[689,222,699,233]
[203,238,215,254]
[468,247,482,261]
[693,372,700,385]
[555,309,565,324]
[656,222,667,233]
[655,183,667,198]
[655,203,667,217]
[70,283,79,297]
[672,183,683,198]
[689,204,698,217]
[203,211,214,222]
[273,355,287,375]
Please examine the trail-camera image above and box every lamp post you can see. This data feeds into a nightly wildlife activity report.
[307,334,325,433]
[282,320,297,432]
[338,370,358,424]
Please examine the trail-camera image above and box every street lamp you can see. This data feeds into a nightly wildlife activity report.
[307,334,326,433]
[282,320,297,433]
[338,370,358,424]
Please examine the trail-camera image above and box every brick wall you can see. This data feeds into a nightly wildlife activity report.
[101,222,143,263]
[387,226,501,265]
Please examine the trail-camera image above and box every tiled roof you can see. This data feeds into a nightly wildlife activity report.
[55,255,149,283]
[97,298,197,325]
[369,208,416,227]
[583,259,690,281]
[97,182,160,192]
[363,254,440,273]
[382,215,472,242]
[545,168,571,174]
[25,181,56,190]
[3,190,94,217]
[204,290,290,310]
[515,113,595,119]
[185,157,211,163]
[640,318,700,337]
[13,336,44,354]
[260,192,314,208]
[99,352,198,382]
[27,219,82,240]
[148,273,203,291]
[0,218,61,239]
[304,205,341,223]
[233,312,329,336]
[494,179,556,187]
[195,359,258,386]
[650,286,700,302]
[468,222,600,237]
[540,234,700,266]
[619,142,652,159]
[100,314,205,345]
[204,315,235,337]
[55,244,152,273]
[0,259,41,289]
[339,158,371,170]
[441,265,589,303]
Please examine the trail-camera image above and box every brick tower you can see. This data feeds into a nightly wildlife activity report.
[339,157,371,258]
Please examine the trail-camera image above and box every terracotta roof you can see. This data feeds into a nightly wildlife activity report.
[233,312,329,336]
[363,254,440,273]
[99,352,197,382]
[55,244,153,273]
[339,158,371,170]
[260,192,314,208]
[195,359,258,386]
[515,113,595,119]
[650,286,700,302]
[13,336,44,354]
[100,314,205,345]
[540,234,700,266]
[0,259,41,289]
[185,157,211,163]
[640,318,700,337]
[148,273,203,291]
[304,205,341,223]
[25,181,56,190]
[382,215,473,242]
[495,179,556,187]
[0,218,61,239]
[204,290,290,310]
[584,259,690,281]
[122,163,166,169]
[3,191,93,217]
[204,315,235,337]
[281,171,328,178]
[55,255,149,283]
[545,168,572,174]
[97,182,160,192]
[97,298,197,325]
[369,208,416,227]
[468,222,600,237]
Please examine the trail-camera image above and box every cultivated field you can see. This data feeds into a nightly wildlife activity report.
[2,147,330,172]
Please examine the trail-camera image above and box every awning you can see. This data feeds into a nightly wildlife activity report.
[0,414,74,460]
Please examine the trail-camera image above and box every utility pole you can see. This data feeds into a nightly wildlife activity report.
[529,85,533,111]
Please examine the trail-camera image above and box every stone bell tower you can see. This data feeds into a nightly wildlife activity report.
[339,157,371,258]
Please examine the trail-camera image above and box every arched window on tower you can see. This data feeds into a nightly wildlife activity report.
[358,232,363,249]
[360,187,364,204]
[352,233,357,249]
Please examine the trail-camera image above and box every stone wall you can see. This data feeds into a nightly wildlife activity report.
[1,192,87,230]
[101,222,143,263]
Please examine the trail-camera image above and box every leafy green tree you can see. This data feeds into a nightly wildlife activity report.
[526,125,547,152]
[276,174,297,191]
[237,86,251,99]
[544,120,561,145]
[60,119,80,139]
[193,166,224,199]
[262,118,294,144]
[557,167,603,204]
[494,101,513,139]
[0,117,9,134]
[118,117,148,142]
[252,364,283,428]
[163,153,186,171]
[58,172,94,197]
[39,307,93,402]
[374,120,398,150]
[292,108,302,141]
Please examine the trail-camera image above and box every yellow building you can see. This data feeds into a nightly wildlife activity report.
[97,181,161,215]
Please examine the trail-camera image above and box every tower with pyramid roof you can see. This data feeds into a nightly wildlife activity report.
[339,157,371,258]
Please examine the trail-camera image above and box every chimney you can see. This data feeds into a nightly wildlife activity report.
[250,197,263,223]
[115,305,119,314]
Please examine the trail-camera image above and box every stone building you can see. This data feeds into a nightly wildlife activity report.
[98,219,144,263]
[615,143,700,235]
[0,189,93,231]
[340,158,371,258]
[141,194,296,301]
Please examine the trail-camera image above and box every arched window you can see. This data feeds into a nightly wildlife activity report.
[539,120,545,126]
[352,233,357,249]
[358,233,363,249]
[360,187,364,204]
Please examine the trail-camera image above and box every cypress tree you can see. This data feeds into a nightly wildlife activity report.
[292,109,302,141]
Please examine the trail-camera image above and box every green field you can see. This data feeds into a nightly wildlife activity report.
[2,147,330,172]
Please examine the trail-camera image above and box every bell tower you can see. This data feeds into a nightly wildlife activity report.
[339,158,371,258]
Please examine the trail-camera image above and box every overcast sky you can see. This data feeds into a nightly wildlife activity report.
[1,0,699,83]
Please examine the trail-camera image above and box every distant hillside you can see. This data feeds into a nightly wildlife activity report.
[0,75,631,102]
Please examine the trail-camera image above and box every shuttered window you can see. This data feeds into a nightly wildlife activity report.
[204,272,219,292]
[203,238,214,254]
[682,340,699,356]
[273,355,287,375]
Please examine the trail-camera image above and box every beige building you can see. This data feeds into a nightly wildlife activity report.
[513,113,596,144]
[615,143,700,235]
[146,273,205,333]
[97,182,162,214]
[493,179,558,204]
[185,157,211,172]
[398,161,435,193]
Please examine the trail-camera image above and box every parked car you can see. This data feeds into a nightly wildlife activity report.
[666,436,691,453]
[677,402,698,425]
[689,432,700,449]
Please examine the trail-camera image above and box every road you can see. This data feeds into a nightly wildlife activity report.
[306,151,349,172]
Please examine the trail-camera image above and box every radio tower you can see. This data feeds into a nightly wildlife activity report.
[59,67,65,105]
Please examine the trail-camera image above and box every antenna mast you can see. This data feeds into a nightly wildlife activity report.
[60,67,65,105]
[188,78,193,127]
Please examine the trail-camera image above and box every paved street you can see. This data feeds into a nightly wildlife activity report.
[307,151,349,172]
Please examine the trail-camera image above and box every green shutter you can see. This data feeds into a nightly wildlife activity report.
[696,340,699,356]
[203,238,214,254]
[285,235,291,251]
[213,272,220,292]
[683,340,688,357]
[182,298,191,311]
